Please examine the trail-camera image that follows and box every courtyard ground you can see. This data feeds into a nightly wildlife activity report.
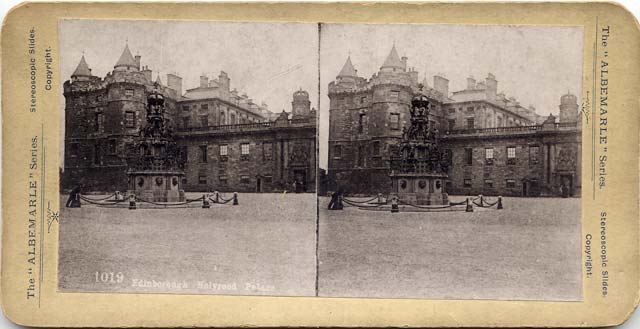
[318,196,582,301]
[58,192,316,296]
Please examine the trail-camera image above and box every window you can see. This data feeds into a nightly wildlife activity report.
[390,113,400,130]
[241,143,250,155]
[219,175,228,184]
[230,113,236,124]
[466,118,475,129]
[108,139,117,154]
[125,89,134,97]
[389,90,400,100]
[484,179,494,188]
[464,148,473,166]
[198,175,207,185]
[448,108,456,114]
[219,112,226,125]
[182,105,189,112]
[506,179,516,188]
[467,106,474,113]
[372,141,381,156]
[263,142,273,161]
[200,115,208,127]
[464,178,472,187]
[357,145,365,167]
[199,145,208,163]
[485,148,494,164]
[240,175,250,183]
[94,143,100,164]
[358,113,367,134]
[220,144,228,156]
[529,145,540,164]
[333,144,342,159]
[360,96,367,104]
[448,119,456,131]
[69,143,79,157]
[124,111,135,128]
[95,112,104,132]
[182,117,190,129]
[201,103,208,110]
[507,146,516,165]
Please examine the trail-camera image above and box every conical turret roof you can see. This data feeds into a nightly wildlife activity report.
[72,55,92,77]
[114,44,137,69]
[337,56,358,78]
[381,45,403,69]
[155,73,163,85]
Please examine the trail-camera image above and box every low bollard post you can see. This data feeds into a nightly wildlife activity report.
[465,198,473,212]
[378,193,383,204]
[128,194,136,210]
[391,196,399,213]
[479,194,483,207]
[202,194,210,209]
[233,192,239,205]
[497,196,503,209]
[213,191,219,203]
[115,191,121,201]
[74,193,82,208]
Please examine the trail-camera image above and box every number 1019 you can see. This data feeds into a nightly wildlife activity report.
[94,271,124,283]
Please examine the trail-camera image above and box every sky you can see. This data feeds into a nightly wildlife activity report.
[318,23,584,169]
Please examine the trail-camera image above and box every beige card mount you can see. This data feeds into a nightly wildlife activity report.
[1,2,639,327]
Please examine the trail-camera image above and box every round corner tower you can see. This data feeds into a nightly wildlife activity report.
[292,88,311,118]
[559,92,579,123]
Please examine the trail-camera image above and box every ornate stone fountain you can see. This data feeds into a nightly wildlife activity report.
[126,88,185,202]
[389,93,450,205]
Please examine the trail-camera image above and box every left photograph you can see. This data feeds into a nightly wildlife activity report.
[57,20,318,296]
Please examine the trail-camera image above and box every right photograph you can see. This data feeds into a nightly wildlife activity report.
[317,23,584,300]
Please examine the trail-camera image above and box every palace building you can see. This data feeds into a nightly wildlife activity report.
[62,44,316,193]
[327,45,581,197]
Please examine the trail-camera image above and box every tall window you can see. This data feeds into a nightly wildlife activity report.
[199,145,208,163]
[372,141,381,156]
[530,145,540,164]
[182,117,190,129]
[506,179,516,188]
[389,90,400,101]
[448,108,456,115]
[230,113,236,124]
[108,139,117,154]
[182,105,189,111]
[125,89,134,97]
[357,145,365,167]
[358,113,367,134]
[198,175,207,185]
[220,144,228,156]
[390,113,400,130]
[448,119,456,131]
[464,148,473,166]
[464,178,472,187]
[124,111,135,128]
[200,115,208,127]
[484,179,494,188]
[95,112,104,132]
[333,144,342,159]
[94,143,100,164]
[466,118,475,129]
[241,143,250,155]
[507,146,516,164]
[485,148,494,165]
[201,103,208,110]
[219,112,226,125]
[263,142,273,161]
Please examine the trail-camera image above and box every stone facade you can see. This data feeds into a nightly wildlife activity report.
[327,45,582,197]
[62,44,315,193]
